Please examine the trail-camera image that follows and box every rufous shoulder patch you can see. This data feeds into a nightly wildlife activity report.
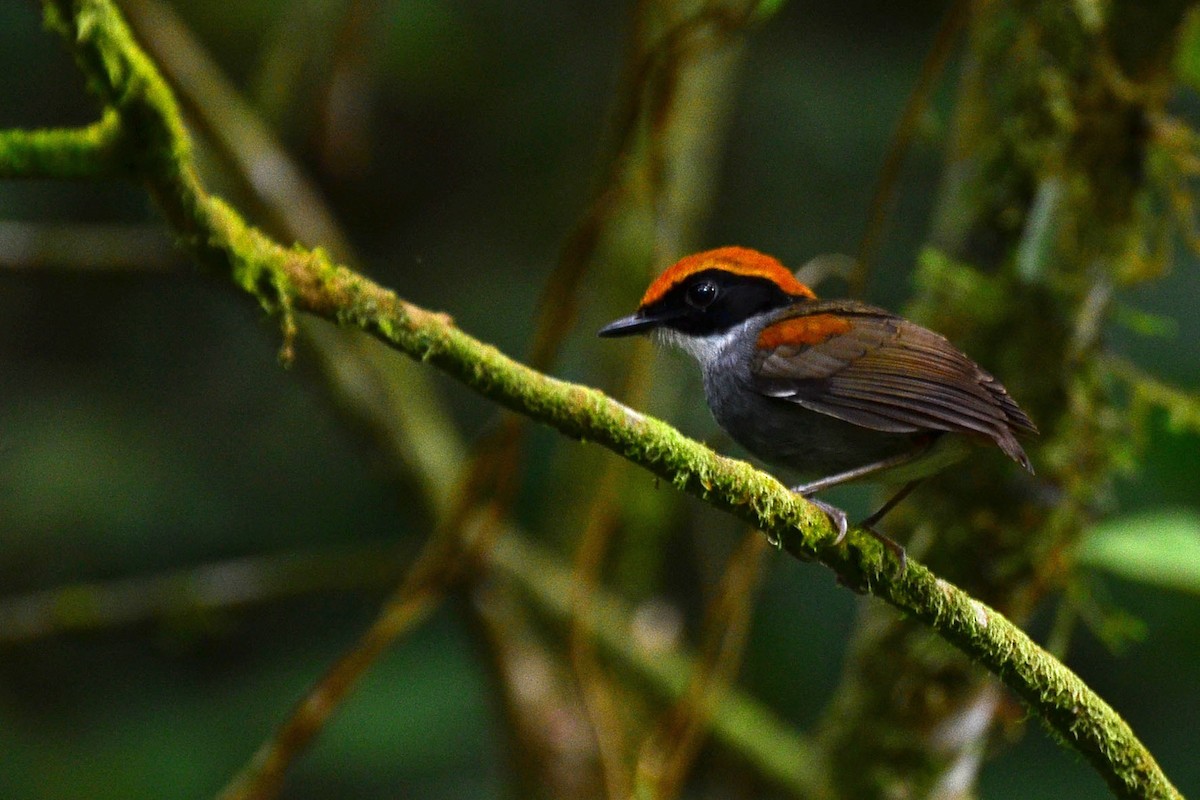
[639,247,815,308]
[757,313,852,350]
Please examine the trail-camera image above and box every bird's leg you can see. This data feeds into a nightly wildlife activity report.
[790,447,930,563]
[858,480,923,572]
[789,447,928,495]
[860,479,922,528]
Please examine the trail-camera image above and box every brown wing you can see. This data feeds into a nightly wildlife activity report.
[752,301,1037,471]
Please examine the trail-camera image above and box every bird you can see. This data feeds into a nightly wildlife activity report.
[598,246,1037,563]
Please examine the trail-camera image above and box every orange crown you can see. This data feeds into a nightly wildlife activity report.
[639,247,815,308]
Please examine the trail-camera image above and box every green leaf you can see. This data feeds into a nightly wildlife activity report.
[1078,511,1200,593]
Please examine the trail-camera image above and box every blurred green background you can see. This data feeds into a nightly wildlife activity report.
[1,1,1198,798]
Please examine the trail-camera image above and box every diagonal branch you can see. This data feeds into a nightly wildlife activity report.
[0,1,1182,798]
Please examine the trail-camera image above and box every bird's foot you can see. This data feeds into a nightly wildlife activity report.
[792,491,849,545]
[863,525,907,572]
[790,488,908,571]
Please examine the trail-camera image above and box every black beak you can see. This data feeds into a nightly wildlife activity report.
[598,311,661,338]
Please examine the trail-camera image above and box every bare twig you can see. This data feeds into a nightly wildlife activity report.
[632,529,773,799]
[216,506,492,800]
[0,220,175,270]
[850,0,966,297]
[0,545,399,643]
[493,530,827,795]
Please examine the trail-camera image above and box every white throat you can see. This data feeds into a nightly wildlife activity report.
[654,319,754,370]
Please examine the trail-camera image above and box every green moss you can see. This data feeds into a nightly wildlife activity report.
[0,108,123,178]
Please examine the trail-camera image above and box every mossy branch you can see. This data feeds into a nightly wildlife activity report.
[0,1,1182,798]
[0,107,123,179]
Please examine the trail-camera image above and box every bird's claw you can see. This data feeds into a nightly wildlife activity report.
[790,489,908,571]
[864,524,908,572]
[797,494,849,545]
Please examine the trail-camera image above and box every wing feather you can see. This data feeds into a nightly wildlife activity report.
[830,377,1008,428]
[752,301,1036,469]
[824,385,1005,434]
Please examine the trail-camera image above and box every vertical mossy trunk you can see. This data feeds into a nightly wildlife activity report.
[815,2,1196,797]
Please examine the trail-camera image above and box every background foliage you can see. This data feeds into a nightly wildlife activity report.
[1,1,1198,798]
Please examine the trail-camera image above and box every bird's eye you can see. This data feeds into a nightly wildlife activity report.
[685,280,718,309]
